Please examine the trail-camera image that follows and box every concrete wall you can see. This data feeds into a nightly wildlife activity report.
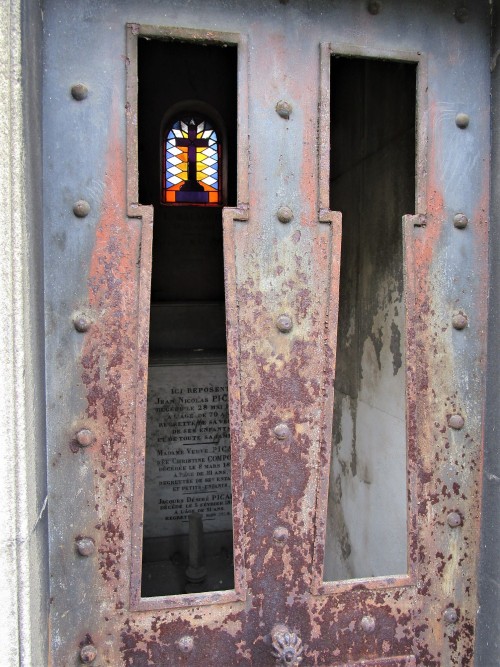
[0,0,48,664]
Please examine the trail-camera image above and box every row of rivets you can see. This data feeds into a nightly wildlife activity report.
[70,83,98,666]
[364,1,468,23]
[440,100,471,628]
[71,90,91,224]
[448,127,468,436]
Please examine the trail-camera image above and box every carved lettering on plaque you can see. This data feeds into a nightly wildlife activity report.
[144,363,232,538]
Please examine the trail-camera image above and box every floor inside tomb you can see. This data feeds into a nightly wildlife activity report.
[141,531,234,598]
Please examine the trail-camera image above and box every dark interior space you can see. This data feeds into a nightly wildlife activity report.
[138,38,237,351]
[330,56,416,401]
[324,56,416,580]
[138,38,237,597]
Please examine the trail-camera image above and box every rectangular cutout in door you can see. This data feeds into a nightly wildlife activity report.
[324,56,416,581]
[136,35,238,598]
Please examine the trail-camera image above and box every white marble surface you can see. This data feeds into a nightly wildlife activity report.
[144,362,232,538]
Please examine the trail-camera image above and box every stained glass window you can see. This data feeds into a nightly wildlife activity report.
[163,114,221,205]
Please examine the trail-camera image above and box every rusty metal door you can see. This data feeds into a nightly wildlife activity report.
[44,1,490,665]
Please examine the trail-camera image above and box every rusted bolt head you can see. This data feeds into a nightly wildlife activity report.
[276,314,293,333]
[273,526,289,544]
[274,423,290,440]
[361,615,376,633]
[454,7,469,23]
[76,537,95,557]
[448,414,465,430]
[453,213,469,229]
[79,644,97,663]
[76,428,95,448]
[71,83,89,101]
[73,199,91,218]
[447,511,462,528]
[276,100,292,119]
[367,0,381,14]
[455,112,470,129]
[452,312,468,330]
[277,206,294,224]
[177,636,194,653]
[443,607,458,624]
[73,314,91,333]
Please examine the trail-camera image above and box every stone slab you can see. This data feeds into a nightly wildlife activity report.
[144,362,232,538]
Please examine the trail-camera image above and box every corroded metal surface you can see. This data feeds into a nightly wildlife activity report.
[43,0,490,665]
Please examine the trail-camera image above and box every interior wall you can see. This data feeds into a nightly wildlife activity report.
[324,58,415,581]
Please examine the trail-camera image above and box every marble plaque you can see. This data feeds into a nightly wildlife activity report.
[143,362,232,538]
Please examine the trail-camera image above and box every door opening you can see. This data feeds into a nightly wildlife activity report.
[324,56,416,581]
[137,37,237,597]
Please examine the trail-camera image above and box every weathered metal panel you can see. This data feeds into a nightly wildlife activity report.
[43,0,490,665]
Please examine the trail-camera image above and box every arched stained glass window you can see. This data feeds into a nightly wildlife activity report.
[163,114,221,205]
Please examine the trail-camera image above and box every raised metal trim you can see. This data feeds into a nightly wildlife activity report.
[125,22,249,612]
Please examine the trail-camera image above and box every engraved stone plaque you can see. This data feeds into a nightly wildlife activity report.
[144,361,232,538]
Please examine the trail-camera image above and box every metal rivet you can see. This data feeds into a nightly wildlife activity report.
[455,112,470,129]
[273,526,289,544]
[361,615,376,633]
[80,644,97,664]
[177,636,194,654]
[453,213,469,229]
[274,423,290,440]
[454,7,469,23]
[276,100,292,119]
[73,200,91,218]
[76,428,95,448]
[367,0,381,14]
[276,314,293,333]
[448,414,465,430]
[71,83,88,101]
[447,511,462,528]
[443,607,458,624]
[76,537,95,557]
[452,312,468,330]
[73,314,91,333]
[277,206,294,224]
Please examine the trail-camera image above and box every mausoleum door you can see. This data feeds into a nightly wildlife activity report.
[43,2,490,665]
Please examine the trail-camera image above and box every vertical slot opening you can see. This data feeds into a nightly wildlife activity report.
[138,38,237,597]
[324,56,416,581]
